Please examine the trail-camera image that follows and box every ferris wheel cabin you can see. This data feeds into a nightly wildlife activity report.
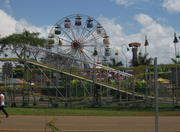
[87,18,93,28]
[103,35,110,46]
[96,24,103,34]
[105,47,111,56]
[54,25,61,35]
[75,16,82,26]
[64,18,71,28]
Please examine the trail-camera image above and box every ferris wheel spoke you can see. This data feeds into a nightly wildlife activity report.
[82,29,97,42]
[83,48,94,55]
[70,27,77,40]
[60,28,74,41]
[74,24,84,41]
[76,26,81,38]
[58,37,72,44]
[83,25,97,40]
[60,45,72,47]
[82,35,101,45]
[80,53,86,63]
[83,44,96,47]
[79,28,86,42]
[61,47,72,53]
[73,26,81,40]
[67,50,74,57]
[78,22,88,41]
[80,27,97,43]
[75,50,81,59]
[82,52,93,62]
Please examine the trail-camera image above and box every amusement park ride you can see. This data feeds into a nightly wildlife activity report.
[0,14,152,107]
[48,14,111,68]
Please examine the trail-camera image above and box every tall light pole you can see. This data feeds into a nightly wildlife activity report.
[173,33,179,105]
[144,35,149,99]
[154,57,159,132]
[120,44,129,68]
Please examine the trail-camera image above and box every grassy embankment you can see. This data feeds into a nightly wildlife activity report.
[5,107,180,116]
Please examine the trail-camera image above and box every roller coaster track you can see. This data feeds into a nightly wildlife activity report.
[0,57,145,98]
[26,45,133,77]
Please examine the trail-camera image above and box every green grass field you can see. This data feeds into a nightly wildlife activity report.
[4,107,180,116]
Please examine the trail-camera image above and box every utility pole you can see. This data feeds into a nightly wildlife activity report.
[154,57,159,132]
[173,33,179,105]
[145,35,149,102]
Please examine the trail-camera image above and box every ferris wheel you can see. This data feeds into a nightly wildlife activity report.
[48,14,111,68]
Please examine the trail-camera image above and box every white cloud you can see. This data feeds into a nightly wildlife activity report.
[163,0,180,13]
[0,9,178,65]
[113,0,150,6]
[134,14,155,27]
[114,0,133,6]
[0,9,48,38]
[98,14,177,64]
[15,19,49,37]
[0,9,16,37]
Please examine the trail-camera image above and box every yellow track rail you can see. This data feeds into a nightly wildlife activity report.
[0,58,144,98]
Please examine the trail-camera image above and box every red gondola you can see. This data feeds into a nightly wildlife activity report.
[64,18,71,28]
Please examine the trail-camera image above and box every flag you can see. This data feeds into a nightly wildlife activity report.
[173,32,179,43]
[144,35,149,46]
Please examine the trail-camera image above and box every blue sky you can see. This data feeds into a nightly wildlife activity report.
[0,0,180,64]
[1,0,180,33]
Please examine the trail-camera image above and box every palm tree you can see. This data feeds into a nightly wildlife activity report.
[110,58,123,66]
[171,58,180,64]
[130,52,153,66]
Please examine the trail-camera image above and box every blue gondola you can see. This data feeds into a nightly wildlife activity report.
[87,18,93,28]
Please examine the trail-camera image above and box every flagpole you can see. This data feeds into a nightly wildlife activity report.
[145,35,149,99]
[173,32,179,105]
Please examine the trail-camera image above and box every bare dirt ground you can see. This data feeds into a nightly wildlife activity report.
[0,116,180,132]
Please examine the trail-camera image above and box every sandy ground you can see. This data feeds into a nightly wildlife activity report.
[0,116,180,132]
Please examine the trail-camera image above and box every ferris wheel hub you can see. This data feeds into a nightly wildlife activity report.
[71,40,81,49]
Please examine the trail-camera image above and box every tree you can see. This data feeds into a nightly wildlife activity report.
[171,58,180,64]
[0,30,47,60]
[110,58,123,66]
[130,52,153,67]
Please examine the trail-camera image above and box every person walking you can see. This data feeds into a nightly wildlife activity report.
[0,91,8,118]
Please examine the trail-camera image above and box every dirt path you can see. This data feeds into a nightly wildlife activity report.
[0,116,180,132]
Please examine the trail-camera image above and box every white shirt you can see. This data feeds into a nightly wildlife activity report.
[0,94,5,106]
